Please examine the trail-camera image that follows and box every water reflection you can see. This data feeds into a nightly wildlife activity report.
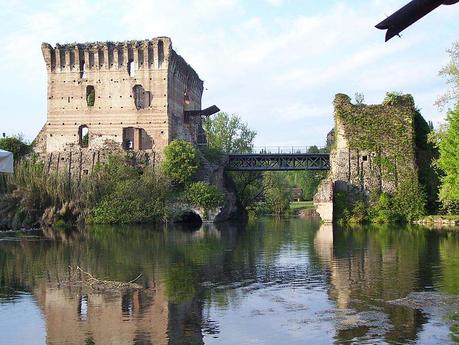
[0,219,458,344]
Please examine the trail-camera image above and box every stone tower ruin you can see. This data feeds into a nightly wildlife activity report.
[35,37,217,169]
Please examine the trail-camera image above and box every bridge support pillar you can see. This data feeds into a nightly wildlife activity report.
[313,179,334,223]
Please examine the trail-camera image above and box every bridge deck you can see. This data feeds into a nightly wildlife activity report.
[226,153,330,171]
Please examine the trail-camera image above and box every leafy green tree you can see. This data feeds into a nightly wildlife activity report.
[0,134,32,160]
[203,112,256,153]
[203,112,259,208]
[436,105,459,206]
[285,146,328,200]
[263,172,290,216]
[185,182,225,212]
[233,172,263,208]
[162,140,199,185]
[436,41,459,109]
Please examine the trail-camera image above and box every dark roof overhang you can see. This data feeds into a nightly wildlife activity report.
[184,105,220,118]
[376,0,458,42]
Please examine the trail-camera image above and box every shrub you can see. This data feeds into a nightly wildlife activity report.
[0,135,32,160]
[369,193,399,224]
[334,191,350,225]
[200,147,222,163]
[349,200,368,224]
[90,165,171,224]
[263,172,290,216]
[0,154,173,228]
[392,179,426,222]
[162,140,199,185]
[185,182,225,212]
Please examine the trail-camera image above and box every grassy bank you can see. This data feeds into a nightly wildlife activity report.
[290,201,314,212]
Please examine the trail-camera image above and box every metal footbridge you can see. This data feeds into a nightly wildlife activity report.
[226,147,330,172]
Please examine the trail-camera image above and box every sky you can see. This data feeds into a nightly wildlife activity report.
[0,0,458,147]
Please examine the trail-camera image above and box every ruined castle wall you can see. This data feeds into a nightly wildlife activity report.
[331,93,418,196]
[37,37,204,170]
[314,93,422,222]
[167,51,204,144]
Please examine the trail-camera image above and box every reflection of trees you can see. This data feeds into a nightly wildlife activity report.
[0,218,323,344]
[439,233,459,294]
[313,224,449,344]
[4,218,455,344]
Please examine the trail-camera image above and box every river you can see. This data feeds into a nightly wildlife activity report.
[0,218,458,344]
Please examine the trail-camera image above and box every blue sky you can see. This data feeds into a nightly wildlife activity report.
[1,0,458,146]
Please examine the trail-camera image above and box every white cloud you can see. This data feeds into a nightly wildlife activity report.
[0,0,458,145]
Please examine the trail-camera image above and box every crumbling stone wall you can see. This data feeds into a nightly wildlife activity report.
[36,37,205,171]
[315,93,429,222]
[332,93,419,195]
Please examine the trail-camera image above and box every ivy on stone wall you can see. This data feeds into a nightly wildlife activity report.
[333,92,437,223]
[334,93,416,166]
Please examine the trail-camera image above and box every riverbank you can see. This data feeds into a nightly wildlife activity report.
[0,142,243,230]
[414,215,459,228]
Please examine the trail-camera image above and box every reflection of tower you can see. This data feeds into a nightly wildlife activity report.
[314,224,351,308]
[313,224,428,343]
[168,301,204,345]
[34,281,170,345]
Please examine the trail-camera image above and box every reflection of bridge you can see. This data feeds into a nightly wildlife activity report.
[226,147,330,171]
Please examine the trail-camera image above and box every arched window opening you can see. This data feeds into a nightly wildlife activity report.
[86,85,95,107]
[133,85,146,110]
[123,127,152,151]
[128,59,136,77]
[79,125,89,148]
[158,40,164,68]
[80,60,87,79]
[123,127,135,150]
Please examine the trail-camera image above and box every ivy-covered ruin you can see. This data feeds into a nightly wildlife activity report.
[315,93,438,223]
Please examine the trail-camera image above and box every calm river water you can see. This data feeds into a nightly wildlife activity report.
[0,218,459,345]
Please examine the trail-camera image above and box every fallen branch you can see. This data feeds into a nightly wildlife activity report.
[72,266,143,291]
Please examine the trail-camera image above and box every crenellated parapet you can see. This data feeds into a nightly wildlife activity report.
[37,36,211,166]
[41,37,186,73]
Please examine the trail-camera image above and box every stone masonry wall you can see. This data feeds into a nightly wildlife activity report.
[314,93,421,222]
[36,37,204,171]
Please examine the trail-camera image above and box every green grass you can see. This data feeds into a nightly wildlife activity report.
[290,201,314,211]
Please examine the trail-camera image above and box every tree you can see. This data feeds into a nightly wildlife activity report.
[162,140,199,185]
[436,41,459,109]
[185,182,225,213]
[285,146,328,200]
[203,112,260,208]
[203,112,256,153]
[436,105,459,206]
[263,172,291,216]
[0,134,32,160]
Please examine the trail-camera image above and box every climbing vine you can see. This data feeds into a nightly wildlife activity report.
[333,92,434,223]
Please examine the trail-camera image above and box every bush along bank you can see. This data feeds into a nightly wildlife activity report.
[334,186,427,225]
[0,140,232,230]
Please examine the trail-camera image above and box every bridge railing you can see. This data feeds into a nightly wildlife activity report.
[231,146,328,155]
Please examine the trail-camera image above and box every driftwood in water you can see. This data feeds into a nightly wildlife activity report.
[57,266,144,292]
